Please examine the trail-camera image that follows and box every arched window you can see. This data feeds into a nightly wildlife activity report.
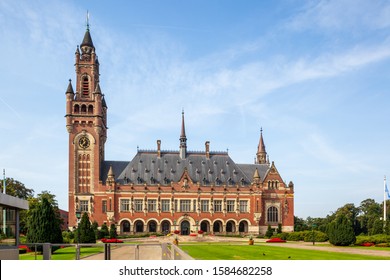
[82,76,89,95]
[81,104,87,113]
[267,206,278,223]
[88,105,93,114]
[74,104,80,113]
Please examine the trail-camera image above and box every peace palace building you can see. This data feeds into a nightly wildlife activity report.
[65,25,295,236]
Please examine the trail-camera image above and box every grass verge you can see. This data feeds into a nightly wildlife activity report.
[180,244,390,260]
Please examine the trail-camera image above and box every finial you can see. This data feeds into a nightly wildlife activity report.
[86,10,90,30]
[260,127,263,134]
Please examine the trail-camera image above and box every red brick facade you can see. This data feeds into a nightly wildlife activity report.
[66,26,294,235]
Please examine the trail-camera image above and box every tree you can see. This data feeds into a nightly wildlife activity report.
[326,215,356,246]
[0,177,34,199]
[358,198,381,235]
[265,225,274,238]
[334,203,361,235]
[23,191,63,235]
[26,197,63,251]
[109,223,117,238]
[98,223,109,239]
[75,212,96,243]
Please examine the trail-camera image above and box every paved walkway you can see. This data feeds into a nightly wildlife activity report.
[82,243,162,260]
[81,236,390,260]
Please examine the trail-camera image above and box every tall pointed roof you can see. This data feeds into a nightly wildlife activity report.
[66,79,74,94]
[80,28,94,49]
[256,128,267,164]
[179,110,187,159]
[180,109,186,140]
[80,12,94,49]
[257,128,266,154]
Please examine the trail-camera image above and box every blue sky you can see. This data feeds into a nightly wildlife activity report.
[1,0,390,218]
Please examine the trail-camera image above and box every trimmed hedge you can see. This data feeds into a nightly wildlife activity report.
[275,231,328,242]
[355,234,390,246]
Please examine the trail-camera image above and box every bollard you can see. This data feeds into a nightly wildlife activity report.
[43,243,51,260]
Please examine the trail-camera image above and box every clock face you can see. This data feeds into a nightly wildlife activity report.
[78,136,90,149]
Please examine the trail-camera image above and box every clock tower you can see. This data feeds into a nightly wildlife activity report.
[65,23,107,227]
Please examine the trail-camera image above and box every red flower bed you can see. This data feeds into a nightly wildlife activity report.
[198,230,204,234]
[360,242,375,247]
[189,233,197,237]
[266,237,286,243]
[174,230,180,234]
[18,245,32,252]
[101,238,123,243]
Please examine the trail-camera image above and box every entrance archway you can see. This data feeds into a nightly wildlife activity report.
[148,221,157,233]
[134,221,144,233]
[161,221,171,234]
[200,221,210,233]
[239,221,248,233]
[213,221,222,233]
[180,220,190,235]
[226,221,235,233]
[121,220,131,233]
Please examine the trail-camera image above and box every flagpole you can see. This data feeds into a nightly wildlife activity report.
[384,176,387,222]
[3,169,6,235]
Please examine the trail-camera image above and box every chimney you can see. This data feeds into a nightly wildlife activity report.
[205,141,210,159]
[157,140,161,158]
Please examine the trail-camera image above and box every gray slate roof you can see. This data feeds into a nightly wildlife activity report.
[101,151,270,186]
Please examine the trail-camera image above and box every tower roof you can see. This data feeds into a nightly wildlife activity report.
[257,128,266,154]
[66,79,74,94]
[80,28,94,49]
[180,110,186,139]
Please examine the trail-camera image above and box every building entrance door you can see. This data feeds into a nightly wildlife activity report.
[180,221,190,235]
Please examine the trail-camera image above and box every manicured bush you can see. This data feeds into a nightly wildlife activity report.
[327,215,356,246]
[355,234,390,246]
[275,232,289,240]
[265,225,274,238]
[303,230,328,242]
[109,224,117,239]
[75,212,96,243]
[286,231,306,241]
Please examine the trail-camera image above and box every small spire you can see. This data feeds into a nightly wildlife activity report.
[66,79,74,94]
[253,168,261,182]
[94,82,102,94]
[180,109,186,138]
[256,127,267,164]
[179,110,187,159]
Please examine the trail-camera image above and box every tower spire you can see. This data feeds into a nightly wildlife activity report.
[179,109,187,159]
[86,10,90,31]
[256,127,267,164]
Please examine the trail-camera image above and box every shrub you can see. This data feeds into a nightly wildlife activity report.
[109,224,117,239]
[303,230,328,242]
[375,243,390,247]
[286,231,305,241]
[275,232,289,240]
[265,225,274,238]
[355,234,390,246]
[327,215,356,246]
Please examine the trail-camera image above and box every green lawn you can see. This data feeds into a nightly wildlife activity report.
[19,246,104,260]
[180,244,390,260]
